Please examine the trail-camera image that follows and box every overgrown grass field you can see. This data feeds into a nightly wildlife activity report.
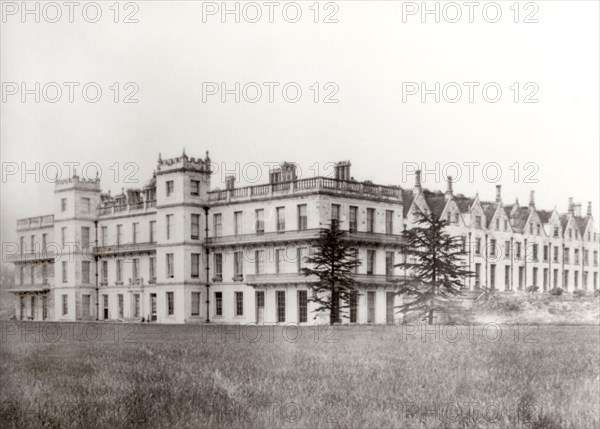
[1,322,599,428]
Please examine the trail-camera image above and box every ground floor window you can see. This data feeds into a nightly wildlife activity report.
[20,296,24,320]
[42,295,47,320]
[349,291,358,323]
[475,264,481,288]
[490,264,496,290]
[191,292,200,316]
[166,292,174,316]
[543,269,549,291]
[103,294,109,319]
[235,292,244,316]
[82,294,90,318]
[298,290,308,323]
[518,267,524,289]
[118,294,124,318]
[504,266,510,290]
[367,291,375,323]
[30,296,35,319]
[62,294,68,316]
[215,292,223,316]
[553,269,558,287]
[133,294,140,318]
[276,291,286,323]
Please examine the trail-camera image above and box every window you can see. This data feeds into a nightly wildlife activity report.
[475,216,482,228]
[61,198,67,212]
[518,267,524,289]
[386,251,395,276]
[62,294,68,315]
[529,223,533,234]
[564,248,570,264]
[215,292,223,316]
[82,197,90,213]
[101,226,108,246]
[276,291,286,322]
[505,265,511,290]
[543,245,549,261]
[505,241,511,258]
[298,204,308,230]
[214,253,223,280]
[191,253,200,278]
[191,179,200,196]
[61,227,67,246]
[367,291,375,323]
[116,224,123,245]
[234,211,243,235]
[42,233,47,252]
[276,207,285,231]
[475,238,482,256]
[235,292,244,316]
[564,270,569,288]
[166,292,174,316]
[116,259,123,283]
[553,227,559,238]
[331,204,340,224]
[132,223,139,244]
[490,239,496,257]
[298,290,308,323]
[553,246,559,263]
[350,291,358,323]
[583,272,589,290]
[532,267,538,286]
[385,210,394,235]
[574,249,580,265]
[132,258,139,281]
[297,247,308,273]
[166,180,174,197]
[191,292,201,316]
[255,209,264,234]
[62,261,68,283]
[594,251,598,266]
[150,221,156,242]
[149,257,156,282]
[166,214,173,240]
[584,250,589,266]
[101,260,108,284]
[367,250,376,275]
[515,242,521,259]
[166,254,174,278]
[543,268,548,291]
[82,261,90,283]
[213,214,222,237]
[19,266,24,285]
[275,249,284,274]
[495,218,500,230]
[351,248,359,273]
[537,224,541,235]
[553,269,558,288]
[134,294,141,317]
[490,264,496,290]
[42,264,47,284]
[367,208,375,233]
[118,294,124,318]
[234,251,243,279]
[475,263,481,287]
[532,244,538,261]
[504,220,508,231]
[30,266,34,284]
[349,206,358,232]
[191,214,200,239]
[574,271,579,289]
[455,213,460,224]
[255,250,265,274]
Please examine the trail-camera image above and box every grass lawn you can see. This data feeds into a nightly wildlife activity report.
[1,322,599,428]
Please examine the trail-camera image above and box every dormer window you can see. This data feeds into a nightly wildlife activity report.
[553,227,559,238]
[536,224,540,235]
[475,216,482,228]
[495,219,499,230]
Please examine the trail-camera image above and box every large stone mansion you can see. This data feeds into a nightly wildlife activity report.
[8,152,599,324]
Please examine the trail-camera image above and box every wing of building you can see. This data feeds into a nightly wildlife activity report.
[7,152,600,324]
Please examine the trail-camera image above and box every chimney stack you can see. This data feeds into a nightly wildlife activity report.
[568,197,574,215]
[413,170,422,195]
[225,175,235,191]
[495,185,502,204]
[574,203,582,217]
[529,190,535,209]
[445,176,453,200]
[587,202,592,217]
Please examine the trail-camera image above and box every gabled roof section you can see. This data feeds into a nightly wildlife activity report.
[423,190,447,219]
[537,209,553,224]
[455,196,474,213]
[481,202,497,227]
[402,189,415,218]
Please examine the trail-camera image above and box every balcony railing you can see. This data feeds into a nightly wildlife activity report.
[6,251,56,263]
[245,272,408,285]
[208,177,402,203]
[94,242,156,255]
[17,215,54,231]
[98,201,157,217]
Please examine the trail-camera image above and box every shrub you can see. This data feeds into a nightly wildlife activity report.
[549,287,563,296]
[594,289,600,298]
[573,289,587,297]
[526,285,539,293]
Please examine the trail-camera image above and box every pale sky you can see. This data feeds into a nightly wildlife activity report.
[1,0,599,245]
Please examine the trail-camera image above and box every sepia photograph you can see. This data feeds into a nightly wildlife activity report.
[1,1,599,428]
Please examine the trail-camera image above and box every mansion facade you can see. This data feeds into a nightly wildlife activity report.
[8,152,600,324]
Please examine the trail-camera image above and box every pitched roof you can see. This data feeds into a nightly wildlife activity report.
[424,194,447,219]
[575,216,589,234]
[511,207,530,231]
[537,210,553,224]
[481,202,497,227]
[455,196,474,213]
[401,189,414,218]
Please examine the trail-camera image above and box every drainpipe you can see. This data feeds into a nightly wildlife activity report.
[524,238,528,289]
[94,220,99,321]
[510,237,514,291]
[485,234,489,290]
[561,243,565,289]
[468,232,472,291]
[203,206,211,323]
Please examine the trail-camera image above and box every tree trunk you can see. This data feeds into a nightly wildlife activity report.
[331,284,338,325]
[427,308,434,325]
